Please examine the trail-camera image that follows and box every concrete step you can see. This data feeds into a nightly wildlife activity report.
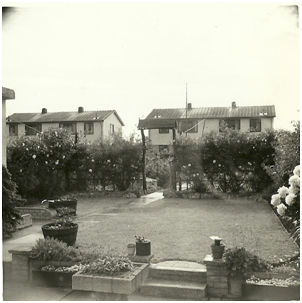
[149,263,207,283]
[140,278,207,300]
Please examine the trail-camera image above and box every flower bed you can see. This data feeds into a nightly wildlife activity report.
[72,263,149,294]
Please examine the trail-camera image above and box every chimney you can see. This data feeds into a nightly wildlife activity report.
[231,102,237,109]
[41,108,47,114]
[78,106,84,113]
[187,103,192,110]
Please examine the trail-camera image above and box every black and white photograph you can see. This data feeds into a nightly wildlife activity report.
[2,1,300,301]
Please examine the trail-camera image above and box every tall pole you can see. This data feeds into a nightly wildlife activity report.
[185,82,188,137]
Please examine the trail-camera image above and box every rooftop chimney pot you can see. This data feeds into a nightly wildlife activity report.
[78,106,84,113]
[42,108,47,114]
[231,102,237,109]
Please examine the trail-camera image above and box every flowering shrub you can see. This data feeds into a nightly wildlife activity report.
[81,255,134,275]
[223,247,270,277]
[2,166,21,238]
[270,165,300,242]
[198,130,274,193]
[265,122,300,191]
[30,238,82,261]
[7,130,142,198]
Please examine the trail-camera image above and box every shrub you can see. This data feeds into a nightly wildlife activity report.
[223,247,269,277]
[265,121,300,191]
[30,238,82,262]
[200,129,275,193]
[81,255,134,275]
[7,129,75,198]
[2,166,21,238]
[145,147,170,188]
[7,130,143,198]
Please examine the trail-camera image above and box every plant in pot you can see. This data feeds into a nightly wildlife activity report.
[223,247,269,298]
[41,212,78,246]
[210,236,225,259]
[135,235,151,256]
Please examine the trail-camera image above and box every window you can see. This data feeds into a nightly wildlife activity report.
[219,119,240,132]
[25,123,42,136]
[250,119,261,132]
[84,122,94,135]
[9,124,18,136]
[59,122,77,135]
[159,128,169,134]
[110,124,115,135]
[179,120,198,133]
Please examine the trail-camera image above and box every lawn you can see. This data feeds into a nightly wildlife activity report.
[75,196,298,263]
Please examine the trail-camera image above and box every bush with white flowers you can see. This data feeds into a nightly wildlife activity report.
[271,165,300,241]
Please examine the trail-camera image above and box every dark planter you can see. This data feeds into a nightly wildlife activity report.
[32,270,73,288]
[211,243,225,259]
[228,274,244,298]
[49,199,77,212]
[136,241,151,256]
[42,223,78,246]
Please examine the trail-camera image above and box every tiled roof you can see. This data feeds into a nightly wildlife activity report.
[138,119,177,129]
[7,110,125,126]
[139,105,275,129]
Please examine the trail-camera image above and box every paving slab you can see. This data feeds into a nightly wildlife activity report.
[152,260,206,271]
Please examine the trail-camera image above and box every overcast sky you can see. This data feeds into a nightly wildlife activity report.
[2,2,300,136]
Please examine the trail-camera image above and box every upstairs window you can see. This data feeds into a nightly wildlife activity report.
[219,119,240,132]
[9,124,18,136]
[250,119,261,132]
[110,124,115,135]
[159,128,169,134]
[59,122,77,135]
[25,123,42,136]
[84,122,94,135]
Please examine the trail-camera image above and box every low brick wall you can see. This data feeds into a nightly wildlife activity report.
[16,207,55,220]
[17,214,33,230]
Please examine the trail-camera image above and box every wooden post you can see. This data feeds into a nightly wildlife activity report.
[141,129,147,194]
[171,128,177,191]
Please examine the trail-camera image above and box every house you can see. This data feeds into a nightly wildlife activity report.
[138,102,275,150]
[2,87,15,165]
[6,107,124,143]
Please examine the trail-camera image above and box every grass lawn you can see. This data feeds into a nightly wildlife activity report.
[75,196,298,263]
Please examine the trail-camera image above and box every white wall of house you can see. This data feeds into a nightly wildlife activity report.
[240,119,250,132]
[102,112,123,139]
[148,117,274,145]
[261,118,273,131]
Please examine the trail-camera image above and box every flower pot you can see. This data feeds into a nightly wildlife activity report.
[127,244,136,257]
[229,274,244,298]
[41,223,78,246]
[211,243,225,259]
[135,241,151,256]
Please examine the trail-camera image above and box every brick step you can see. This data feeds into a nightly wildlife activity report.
[149,263,207,283]
[139,278,207,300]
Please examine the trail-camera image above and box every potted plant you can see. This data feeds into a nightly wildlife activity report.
[223,247,269,298]
[41,213,78,246]
[135,236,151,256]
[210,236,225,259]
